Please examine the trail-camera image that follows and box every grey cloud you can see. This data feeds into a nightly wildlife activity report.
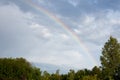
[3,0,120,19]
[41,0,120,18]
[70,10,120,45]
[0,4,49,57]
[1,0,120,71]
[0,4,33,57]
[57,10,120,65]
[0,3,93,69]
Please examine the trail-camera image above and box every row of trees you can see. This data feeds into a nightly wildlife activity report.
[0,57,101,80]
[0,58,41,80]
[0,36,120,80]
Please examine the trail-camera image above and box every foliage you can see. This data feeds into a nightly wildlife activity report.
[67,69,75,80]
[82,75,98,80]
[0,58,41,80]
[100,36,120,80]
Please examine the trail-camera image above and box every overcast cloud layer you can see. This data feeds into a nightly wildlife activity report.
[0,0,120,73]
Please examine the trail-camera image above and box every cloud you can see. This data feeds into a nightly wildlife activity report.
[60,33,70,40]
[0,3,52,57]
[71,10,120,44]
[30,23,53,39]
[67,0,80,7]
[54,9,120,66]
[0,3,35,56]
[1,0,120,72]
[74,29,81,34]
[27,50,90,69]
[0,3,95,70]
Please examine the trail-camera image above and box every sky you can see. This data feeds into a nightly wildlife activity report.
[0,0,120,73]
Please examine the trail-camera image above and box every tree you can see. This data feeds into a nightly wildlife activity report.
[100,36,120,80]
[92,66,102,79]
[60,74,67,80]
[67,69,75,80]
[32,67,42,80]
[113,64,120,80]
[74,69,91,80]
[0,58,42,80]
[82,75,98,80]
[50,69,60,80]
[42,71,50,80]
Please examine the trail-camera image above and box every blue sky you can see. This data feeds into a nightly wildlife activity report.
[0,0,120,73]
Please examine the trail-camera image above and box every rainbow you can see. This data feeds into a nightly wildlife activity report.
[25,0,98,67]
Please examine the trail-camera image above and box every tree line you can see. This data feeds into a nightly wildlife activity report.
[0,36,120,80]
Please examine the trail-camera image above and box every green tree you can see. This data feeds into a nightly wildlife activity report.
[74,70,85,80]
[74,69,91,80]
[82,75,98,80]
[55,69,60,80]
[42,71,50,80]
[32,67,42,80]
[67,69,75,80]
[50,69,60,80]
[0,58,42,80]
[60,74,67,80]
[91,66,101,79]
[100,36,120,80]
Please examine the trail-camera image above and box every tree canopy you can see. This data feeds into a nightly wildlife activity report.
[0,58,41,80]
[100,36,120,80]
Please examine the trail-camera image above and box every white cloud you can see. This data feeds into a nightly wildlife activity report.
[60,33,70,40]
[30,23,41,29]
[41,28,53,38]
[74,10,120,43]
[74,29,81,34]
[67,0,80,7]
[30,22,53,38]
[27,50,88,68]
[37,0,45,4]
[82,15,95,26]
